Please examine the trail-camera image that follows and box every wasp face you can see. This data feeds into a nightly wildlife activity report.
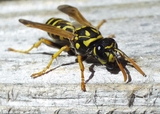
[93,38,118,66]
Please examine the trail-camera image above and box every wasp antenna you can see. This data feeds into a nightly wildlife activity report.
[115,49,146,77]
[107,34,115,39]
[113,52,127,82]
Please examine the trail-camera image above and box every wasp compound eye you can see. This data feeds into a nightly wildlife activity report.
[95,45,105,58]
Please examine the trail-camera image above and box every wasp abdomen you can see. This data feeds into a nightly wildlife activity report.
[46,18,75,41]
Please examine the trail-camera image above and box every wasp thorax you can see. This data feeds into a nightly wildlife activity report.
[73,26,103,55]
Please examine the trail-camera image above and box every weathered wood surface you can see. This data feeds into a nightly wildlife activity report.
[0,0,160,113]
[0,83,160,113]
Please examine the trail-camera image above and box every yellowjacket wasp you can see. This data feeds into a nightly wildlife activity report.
[9,5,146,91]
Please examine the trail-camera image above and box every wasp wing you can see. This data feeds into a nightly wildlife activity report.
[19,19,74,40]
[58,5,92,27]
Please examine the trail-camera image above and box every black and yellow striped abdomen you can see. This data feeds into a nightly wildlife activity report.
[46,18,75,45]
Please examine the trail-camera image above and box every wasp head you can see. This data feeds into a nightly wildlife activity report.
[93,38,118,68]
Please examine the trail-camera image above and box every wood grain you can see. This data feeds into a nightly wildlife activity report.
[0,0,160,113]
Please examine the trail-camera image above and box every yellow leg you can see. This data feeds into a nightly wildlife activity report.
[107,34,115,39]
[8,38,55,53]
[96,19,106,29]
[31,45,70,78]
[77,55,86,92]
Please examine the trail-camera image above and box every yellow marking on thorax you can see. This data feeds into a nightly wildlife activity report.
[85,30,90,37]
[83,35,102,47]
[91,28,99,34]
[76,43,80,49]
[75,36,78,40]
[75,27,82,31]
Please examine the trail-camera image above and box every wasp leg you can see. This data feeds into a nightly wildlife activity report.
[39,61,77,77]
[85,64,95,84]
[96,19,106,29]
[8,38,57,53]
[107,34,115,39]
[31,45,70,78]
[77,55,86,92]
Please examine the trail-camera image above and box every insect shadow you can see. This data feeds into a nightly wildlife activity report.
[32,52,132,83]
